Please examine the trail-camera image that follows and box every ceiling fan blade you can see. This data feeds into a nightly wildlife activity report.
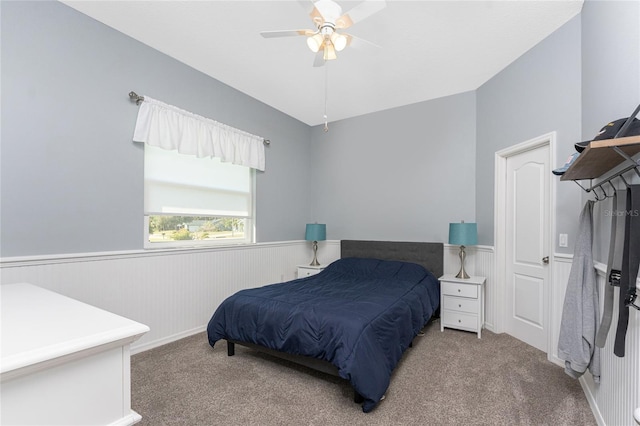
[295,1,325,28]
[261,29,316,38]
[309,5,326,27]
[345,33,382,51]
[296,0,316,14]
[313,50,326,67]
[336,0,386,29]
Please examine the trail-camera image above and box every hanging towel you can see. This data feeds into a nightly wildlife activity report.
[558,200,600,383]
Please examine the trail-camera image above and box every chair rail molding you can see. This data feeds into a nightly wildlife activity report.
[1,240,342,354]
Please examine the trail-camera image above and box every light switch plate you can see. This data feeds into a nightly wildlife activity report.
[559,234,568,247]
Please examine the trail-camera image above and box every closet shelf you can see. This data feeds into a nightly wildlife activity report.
[560,135,640,181]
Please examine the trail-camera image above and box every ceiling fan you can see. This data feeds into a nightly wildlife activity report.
[261,0,386,66]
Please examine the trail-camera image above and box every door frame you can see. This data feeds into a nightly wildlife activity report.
[494,132,557,356]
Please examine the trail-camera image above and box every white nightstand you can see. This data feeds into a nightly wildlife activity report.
[439,274,486,338]
[297,265,325,278]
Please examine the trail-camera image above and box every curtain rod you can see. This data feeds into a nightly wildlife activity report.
[128,91,270,145]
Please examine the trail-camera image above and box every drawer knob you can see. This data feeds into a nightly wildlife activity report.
[458,289,461,292]
[458,304,462,308]
[458,319,461,323]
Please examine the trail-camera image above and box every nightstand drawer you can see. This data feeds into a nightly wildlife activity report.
[443,296,479,314]
[442,310,478,330]
[441,281,478,298]
[297,266,324,278]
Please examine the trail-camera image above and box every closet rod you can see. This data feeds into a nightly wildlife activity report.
[127,91,270,145]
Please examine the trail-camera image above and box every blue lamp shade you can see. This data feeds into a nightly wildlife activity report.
[305,223,326,242]
[448,222,478,246]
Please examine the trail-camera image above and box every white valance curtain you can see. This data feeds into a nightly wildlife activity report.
[132,96,265,171]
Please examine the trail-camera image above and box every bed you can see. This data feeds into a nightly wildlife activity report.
[206,240,443,412]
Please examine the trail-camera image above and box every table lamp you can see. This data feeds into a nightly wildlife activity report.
[305,223,326,266]
[449,221,478,279]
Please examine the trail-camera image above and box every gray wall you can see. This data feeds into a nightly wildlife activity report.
[310,11,585,251]
[4,1,635,260]
[310,92,477,243]
[581,0,640,263]
[1,1,311,257]
[476,14,583,253]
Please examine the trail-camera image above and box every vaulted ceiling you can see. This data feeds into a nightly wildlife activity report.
[62,1,584,126]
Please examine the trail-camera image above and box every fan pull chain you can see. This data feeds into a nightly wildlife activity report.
[323,62,329,132]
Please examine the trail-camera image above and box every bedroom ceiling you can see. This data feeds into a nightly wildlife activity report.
[61,0,584,126]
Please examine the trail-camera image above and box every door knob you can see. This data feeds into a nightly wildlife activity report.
[542,256,549,264]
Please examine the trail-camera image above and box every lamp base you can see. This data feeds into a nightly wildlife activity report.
[455,245,470,279]
[309,241,320,266]
[455,270,470,279]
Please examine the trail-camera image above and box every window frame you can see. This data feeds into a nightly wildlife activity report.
[142,155,257,250]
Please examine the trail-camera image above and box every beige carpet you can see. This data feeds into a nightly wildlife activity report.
[131,321,596,425]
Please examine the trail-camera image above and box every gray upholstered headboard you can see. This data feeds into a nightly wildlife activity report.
[340,240,443,278]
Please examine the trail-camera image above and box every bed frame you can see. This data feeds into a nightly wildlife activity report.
[226,240,443,403]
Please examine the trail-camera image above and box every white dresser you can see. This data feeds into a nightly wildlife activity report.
[439,274,486,338]
[1,283,149,426]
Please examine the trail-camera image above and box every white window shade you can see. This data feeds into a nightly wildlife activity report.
[144,145,251,216]
[145,181,250,216]
[133,96,265,171]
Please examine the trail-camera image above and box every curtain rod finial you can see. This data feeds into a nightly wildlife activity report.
[129,91,143,105]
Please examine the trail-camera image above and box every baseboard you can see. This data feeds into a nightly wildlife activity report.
[579,376,606,426]
[107,411,143,426]
[131,325,206,355]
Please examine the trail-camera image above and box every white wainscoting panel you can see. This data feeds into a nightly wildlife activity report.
[581,263,640,426]
[1,241,341,354]
[553,256,640,426]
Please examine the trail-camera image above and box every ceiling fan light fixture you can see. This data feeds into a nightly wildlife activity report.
[307,33,324,53]
[330,32,347,52]
[323,43,337,61]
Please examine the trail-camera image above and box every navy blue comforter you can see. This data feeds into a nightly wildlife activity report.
[206,257,440,412]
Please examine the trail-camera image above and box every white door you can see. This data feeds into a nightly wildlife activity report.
[505,145,550,352]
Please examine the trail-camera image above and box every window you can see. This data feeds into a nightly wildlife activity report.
[144,145,255,248]
[132,95,264,248]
